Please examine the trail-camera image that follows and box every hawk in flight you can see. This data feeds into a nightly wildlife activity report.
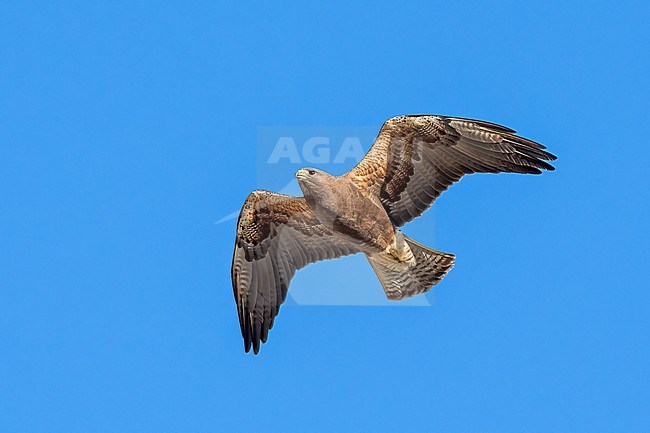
[231,115,556,354]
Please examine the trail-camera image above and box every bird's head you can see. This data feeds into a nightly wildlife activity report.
[295,168,331,194]
[295,167,327,181]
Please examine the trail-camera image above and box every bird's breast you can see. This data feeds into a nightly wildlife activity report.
[306,188,395,252]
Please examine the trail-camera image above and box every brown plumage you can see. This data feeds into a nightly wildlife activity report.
[231,115,556,354]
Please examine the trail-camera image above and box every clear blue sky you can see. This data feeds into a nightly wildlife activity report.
[1,1,648,432]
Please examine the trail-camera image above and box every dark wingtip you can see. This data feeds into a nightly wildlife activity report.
[239,305,268,355]
[509,137,557,172]
[538,159,556,171]
[261,321,270,343]
[539,149,557,162]
[252,323,262,354]
[242,311,252,353]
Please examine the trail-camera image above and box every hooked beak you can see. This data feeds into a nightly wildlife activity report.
[295,169,309,180]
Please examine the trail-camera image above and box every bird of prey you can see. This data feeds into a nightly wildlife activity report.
[231,115,556,354]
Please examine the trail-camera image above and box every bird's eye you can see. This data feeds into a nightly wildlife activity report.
[308,170,316,175]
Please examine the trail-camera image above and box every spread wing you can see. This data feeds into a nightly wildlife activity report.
[231,190,360,354]
[346,115,556,226]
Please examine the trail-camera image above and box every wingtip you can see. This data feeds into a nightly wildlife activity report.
[261,322,270,343]
[252,322,262,354]
[538,160,555,172]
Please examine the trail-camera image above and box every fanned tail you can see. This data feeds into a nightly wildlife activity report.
[366,235,455,300]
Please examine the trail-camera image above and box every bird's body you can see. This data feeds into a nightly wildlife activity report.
[231,115,556,354]
[297,168,395,254]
